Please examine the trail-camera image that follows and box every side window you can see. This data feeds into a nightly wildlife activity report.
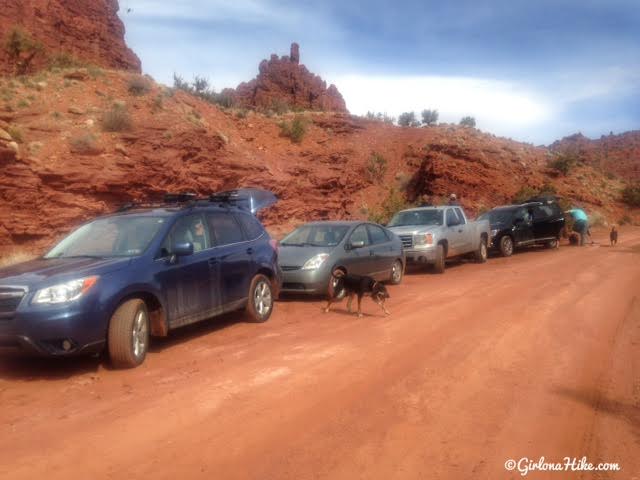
[207,212,244,246]
[235,213,264,240]
[349,224,370,246]
[454,208,466,224]
[534,205,552,220]
[446,209,458,226]
[367,224,389,245]
[161,214,210,255]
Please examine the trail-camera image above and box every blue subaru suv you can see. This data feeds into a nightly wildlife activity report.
[0,189,282,368]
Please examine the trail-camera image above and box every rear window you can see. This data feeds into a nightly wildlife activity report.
[235,213,264,240]
[207,212,244,246]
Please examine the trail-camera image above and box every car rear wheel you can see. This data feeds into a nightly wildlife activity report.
[474,238,488,263]
[433,244,446,274]
[246,274,273,323]
[545,239,559,249]
[389,259,404,284]
[499,235,514,257]
[108,299,149,369]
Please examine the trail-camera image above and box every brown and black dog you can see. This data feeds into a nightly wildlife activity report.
[324,271,390,317]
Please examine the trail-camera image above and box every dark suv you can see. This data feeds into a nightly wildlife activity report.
[0,189,282,368]
[479,196,565,256]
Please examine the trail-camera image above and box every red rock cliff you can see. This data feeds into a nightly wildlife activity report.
[0,0,141,75]
[232,43,347,112]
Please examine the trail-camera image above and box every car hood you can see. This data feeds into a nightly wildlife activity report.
[387,225,442,236]
[278,245,334,267]
[0,257,132,288]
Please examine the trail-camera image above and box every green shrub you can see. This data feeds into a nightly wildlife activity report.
[279,115,308,143]
[69,132,101,155]
[619,214,632,225]
[7,125,24,143]
[4,28,43,75]
[365,188,413,224]
[548,153,575,176]
[270,98,290,115]
[398,111,419,127]
[173,73,234,108]
[621,184,640,207]
[459,116,476,128]
[512,186,539,204]
[101,104,133,132]
[48,52,84,70]
[365,152,388,183]
[128,75,152,96]
[421,109,438,126]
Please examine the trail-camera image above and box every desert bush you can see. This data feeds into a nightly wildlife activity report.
[48,52,84,70]
[619,214,632,225]
[548,153,576,176]
[279,115,308,143]
[364,188,413,225]
[398,111,419,127]
[7,125,24,143]
[621,184,640,207]
[459,116,476,128]
[365,152,388,183]
[271,98,290,115]
[128,75,152,96]
[4,28,43,75]
[101,104,133,132]
[69,132,101,155]
[589,211,607,227]
[512,186,539,204]
[173,73,232,108]
[421,109,438,126]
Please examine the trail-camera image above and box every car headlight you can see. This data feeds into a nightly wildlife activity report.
[301,253,330,270]
[33,276,99,305]
[414,233,434,246]
[490,229,498,238]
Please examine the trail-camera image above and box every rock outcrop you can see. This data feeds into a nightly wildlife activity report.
[0,0,141,76]
[232,43,347,112]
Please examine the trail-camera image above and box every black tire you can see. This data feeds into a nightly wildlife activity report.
[474,238,488,263]
[545,238,559,249]
[246,274,273,323]
[389,259,404,285]
[108,299,149,369]
[433,244,446,274]
[499,235,514,257]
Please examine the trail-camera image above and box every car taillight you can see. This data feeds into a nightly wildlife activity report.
[269,239,279,254]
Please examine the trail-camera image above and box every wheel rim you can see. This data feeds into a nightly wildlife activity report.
[132,310,148,358]
[254,280,272,317]
[503,238,513,255]
[392,261,402,282]
[481,242,487,260]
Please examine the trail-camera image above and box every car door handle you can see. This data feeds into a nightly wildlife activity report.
[246,247,254,255]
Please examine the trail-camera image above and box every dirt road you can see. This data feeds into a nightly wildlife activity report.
[1,228,639,480]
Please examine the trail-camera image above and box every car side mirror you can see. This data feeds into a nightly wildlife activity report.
[350,240,365,249]
[172,242,194,257]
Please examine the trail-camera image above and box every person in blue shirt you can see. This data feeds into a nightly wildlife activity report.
[567,208,589,246]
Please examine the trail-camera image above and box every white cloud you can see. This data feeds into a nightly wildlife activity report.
[329,74,554,138]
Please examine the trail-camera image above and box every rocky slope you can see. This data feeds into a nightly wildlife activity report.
[0,68,633,256]
[231,43,347,113]
[550,131,640,181]
[0,0,140,76]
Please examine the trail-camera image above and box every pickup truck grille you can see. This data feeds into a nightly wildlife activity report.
[398,235,413,249]
[0,287,27,317]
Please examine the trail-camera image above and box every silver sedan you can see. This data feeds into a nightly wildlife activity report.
[278,221,405,295]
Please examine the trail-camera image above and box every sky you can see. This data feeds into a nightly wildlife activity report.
[118,0,640,145]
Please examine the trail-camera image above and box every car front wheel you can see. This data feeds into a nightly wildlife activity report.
[433,244,446,273]
[389,259,404,284]
[246,274,273,322]
[499,235,514,257]
[475,238,488,263]
[108,298,150,368]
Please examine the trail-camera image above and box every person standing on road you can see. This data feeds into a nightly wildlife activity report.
[567,208,590,246]
[610,225,618,246]
[448,193,460,206]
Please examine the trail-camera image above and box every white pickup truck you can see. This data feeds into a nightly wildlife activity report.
[387,205,490,273]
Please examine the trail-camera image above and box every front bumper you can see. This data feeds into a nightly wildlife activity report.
[280,268,329,295]
[0,302,108,357]
[403,246,438,264]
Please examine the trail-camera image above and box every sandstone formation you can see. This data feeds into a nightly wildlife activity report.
[0,0,141,76]
[232,43,347,113]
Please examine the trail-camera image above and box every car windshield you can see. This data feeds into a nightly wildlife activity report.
[479,210,514,225]
[281,224,350,247]
[388,210,443,227]
[45,216,166,259]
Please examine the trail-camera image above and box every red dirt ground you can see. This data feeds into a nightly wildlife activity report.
[1,227,638,480]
